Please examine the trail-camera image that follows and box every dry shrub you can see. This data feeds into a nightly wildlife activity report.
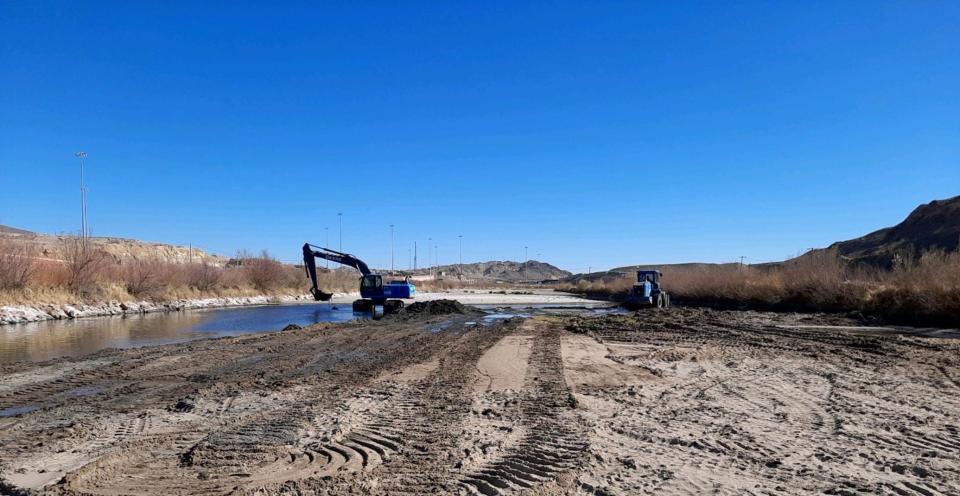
[122,258,172,298]
[60,236,110,296]
[240,250,285,291]
[183,263,222,291]
[559,248,960,326]
[0,238,37,289]
[32,259,70,287]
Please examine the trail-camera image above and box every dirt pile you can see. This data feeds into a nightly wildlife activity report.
[400,299,481,316]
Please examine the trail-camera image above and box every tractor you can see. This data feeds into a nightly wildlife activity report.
[624,270,670,310]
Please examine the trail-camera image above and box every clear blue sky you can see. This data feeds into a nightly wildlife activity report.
[2,2,957,272]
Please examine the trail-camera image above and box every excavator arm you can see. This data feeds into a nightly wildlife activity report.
[302,243,372,301]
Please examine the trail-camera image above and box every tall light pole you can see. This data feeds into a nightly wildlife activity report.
[458,234,463,276]
[337,212,343,252]
[324,227,329,268]
[524,246,528,261]
[389,224,395,272]
[74,152,88,239]
[428,238,432,273]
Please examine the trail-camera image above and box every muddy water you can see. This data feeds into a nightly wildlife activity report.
[0,303,366,364]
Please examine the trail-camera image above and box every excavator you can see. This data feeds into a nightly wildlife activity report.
[302,243,416,313]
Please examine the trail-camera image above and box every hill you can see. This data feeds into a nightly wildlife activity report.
[0,227,228,266]
[0,224,34,235]
[806,196,960,268]
[408,260,571,283]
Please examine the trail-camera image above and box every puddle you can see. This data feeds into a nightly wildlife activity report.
[0,405,40,417]
[66,384,108,397]
[428,321,453,333]
[482,312,529,325]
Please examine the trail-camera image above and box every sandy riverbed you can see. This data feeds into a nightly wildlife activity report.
[0,306,957,495]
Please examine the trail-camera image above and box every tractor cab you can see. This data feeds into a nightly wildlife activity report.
[637,270,661,285]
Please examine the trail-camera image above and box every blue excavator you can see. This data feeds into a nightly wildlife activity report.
[302,243,416,313]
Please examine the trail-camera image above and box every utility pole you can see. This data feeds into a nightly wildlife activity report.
[524,246,528,261]
[739,256,746,270]
[428,238,432,273]
[458,234,463,276]
[338,213,343,252]
[74,152,88,239]
[389,224,395,272]
[414,241,418,270]
[435,244,438,268]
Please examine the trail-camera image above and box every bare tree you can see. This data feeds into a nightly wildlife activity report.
[123,257,166,297]
[60,236,108,296]
[0,238,37,290]
[184,262,222,291]
[241,250,284,291]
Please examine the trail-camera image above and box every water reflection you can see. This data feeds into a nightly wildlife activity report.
[0,303,366,364]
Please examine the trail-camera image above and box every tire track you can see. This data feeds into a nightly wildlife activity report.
[461,325,587,495]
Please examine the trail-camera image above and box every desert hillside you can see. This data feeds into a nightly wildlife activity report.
[0,225,227,266]
[810,196,960,267]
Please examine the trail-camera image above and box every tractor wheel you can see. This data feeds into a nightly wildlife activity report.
[654,294,664,309]
[663,293,671,309]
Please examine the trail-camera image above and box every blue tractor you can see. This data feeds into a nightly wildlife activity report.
[302,243,416,313]
[624,270,670,310]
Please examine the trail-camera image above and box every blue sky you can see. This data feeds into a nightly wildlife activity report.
[2,2,957,272]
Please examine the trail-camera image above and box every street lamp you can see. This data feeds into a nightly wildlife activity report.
[338,212,343,252]
[74,152,88,239]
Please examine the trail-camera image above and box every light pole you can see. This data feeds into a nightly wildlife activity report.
[338,213,343,252]
[458,235,463,276]
[74,152,88,239]
[390,224,395,272]
[435,244,438,268]
[524,246,528,261]
[428,238,432,273]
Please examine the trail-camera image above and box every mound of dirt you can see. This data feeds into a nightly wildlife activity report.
[400,299,481,316]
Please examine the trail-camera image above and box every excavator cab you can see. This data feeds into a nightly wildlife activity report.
[360,274,383,296]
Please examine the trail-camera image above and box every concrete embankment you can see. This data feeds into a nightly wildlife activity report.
[0,294,320,325]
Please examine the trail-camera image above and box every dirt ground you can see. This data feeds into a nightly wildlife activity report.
[1,307,958,495]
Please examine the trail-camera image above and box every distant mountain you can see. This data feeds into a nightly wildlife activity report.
[408,260,571,283]
[0,224,34,235]
[561,262,740,285]
[806,196,960,268]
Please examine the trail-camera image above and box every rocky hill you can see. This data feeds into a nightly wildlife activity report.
[805,196,960,268]
[0,225,228,266]
[409,260,571,283]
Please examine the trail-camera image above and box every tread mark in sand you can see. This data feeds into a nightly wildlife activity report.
[461,329,587,495]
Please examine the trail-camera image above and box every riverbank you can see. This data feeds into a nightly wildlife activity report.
[0,290,603,326]
[0,294,322,326]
